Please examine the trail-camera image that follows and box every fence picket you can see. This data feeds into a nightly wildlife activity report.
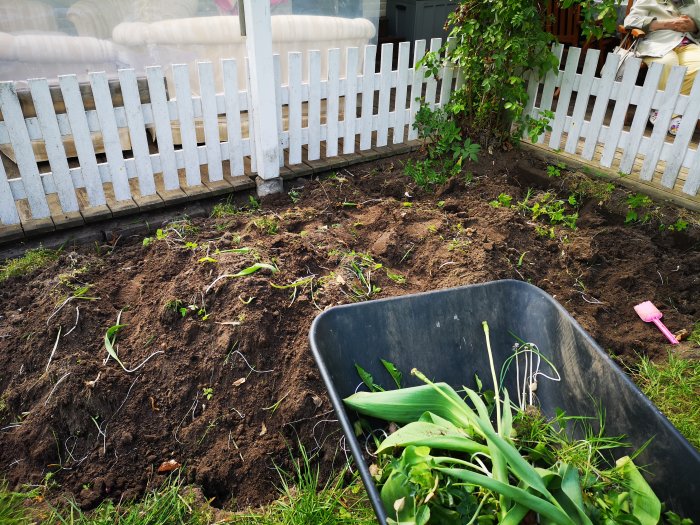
[118,69,156,196]
[393,41,410,144]
[409,39,427,141]
[326,48,340,157]
[28,78,79,212]
[245,58,257,172]
[273,55,285,166]
[640,67,685,181]
[376,43,393,147]
[173,64,202,186]
[0,82,50,218]
[308,50,322,161]
[0,158,20,224]
[359,44,377,150]
[582,55,619,160]
[197,62,224,182]
[536,43,564,144]
[145,67,179,191]
[424,38,442,109]
[564,49,599,154]
[90,72,131,201]
[619,62,664,174]
[222,59,245,176]
[439,38,457,107]
[342,46,359,154]
[288,52,303,165]
[548,46,580,149]
[664,80,700,190]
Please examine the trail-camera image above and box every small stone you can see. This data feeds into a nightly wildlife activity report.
[157,459,181,474]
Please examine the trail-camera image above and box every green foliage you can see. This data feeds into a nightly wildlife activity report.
[202,387,214,400]
[667,218,689,232]
[254,216,280,235]
[689,322,700,346]
[546,162,566,178]
[518,190,579,230]
[0,248,59,282]
[405,104,480,189]
[625,193,654,224]
[0,480,37,524]
[632,352,700,450]
[489,193,513,208]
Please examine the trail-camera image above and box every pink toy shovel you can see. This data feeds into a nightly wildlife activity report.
[634,301,679,344]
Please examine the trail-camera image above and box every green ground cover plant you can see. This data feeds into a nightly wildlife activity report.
[0,247,59,282]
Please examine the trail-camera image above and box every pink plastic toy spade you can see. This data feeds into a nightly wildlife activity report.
[634,301,679,345]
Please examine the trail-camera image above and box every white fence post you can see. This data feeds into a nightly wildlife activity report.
[243,0,282,196]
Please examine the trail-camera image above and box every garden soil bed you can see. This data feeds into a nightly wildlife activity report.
[1,147,698,511]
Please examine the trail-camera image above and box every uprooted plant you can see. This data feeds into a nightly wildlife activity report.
[344,322,689,524]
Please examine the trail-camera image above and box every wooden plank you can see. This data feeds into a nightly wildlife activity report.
[326,47,341,157]
[582,54,619,160]
[223,59,245,177]
[536,43,564,143]
[198,61,224,182]
[639,67,684,182]
[28,78,79,213]
[342,46,359,155]
[0,155,20,224]
[273,54,285,167]
[393,41,410,145]
[523,70,540,123]
[564,49,599,154]
[359,44,377,150]
[409,39,427,141]
[245,57,257,172]
[439,37,457,108]
[664,83,700,190]
[308,50,322,161]
[118,68,156,197]
[376,42,393,148]
[173,64,202,187]
[600,57,643,167]
[548,46,581,149]
[145,67,179,191]
[288,51,303,165]
[0,82,50,218]
[90,72,131,202]
[424,38,442,110]
[619,62,664,174]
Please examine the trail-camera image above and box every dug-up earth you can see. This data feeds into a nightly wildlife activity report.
[0,148,698,511]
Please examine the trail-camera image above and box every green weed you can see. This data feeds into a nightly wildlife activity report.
[519,190,579,230]
[0,480,37,524]
[253,217,280,235]
[625,193,654,224]
[0,248,59,282]
[546,162,566,178]
[489,193,512,208]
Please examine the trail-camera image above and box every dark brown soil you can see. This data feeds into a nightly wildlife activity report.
[0,148,698,511]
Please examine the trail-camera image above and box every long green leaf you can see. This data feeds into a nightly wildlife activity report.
[616,456,661,525]
[344,383,476,429]
[436,467,576,525]
[376,421,489,455]
[232,262,277,277]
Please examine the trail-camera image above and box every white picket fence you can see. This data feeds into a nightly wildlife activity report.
[526,44,700,199]
[0,38,455,228]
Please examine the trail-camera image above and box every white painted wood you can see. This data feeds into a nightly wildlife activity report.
[376,43,393,147]
[439,37,457,107]
[0,82,51,218]
[288,51,303,165]
[173,64,202,187]
[548,47,580,149]
[28,78,79,212]
[564,49,599,154]
[536,44,564,144]
[243,0,280,182]
[273,54,285,166]
[326,47,341,157]
[222,59,245,176]
[146,66,179,191]
[245,57,257,172]
[600,58,642,167]
[409,39,427,141]
[343,46,359,154]
[197,61,224,182]
[59,75,105,206]
[0,158,20,224]
[118,68,156,196]
[359,44,377,150]
[619,62,664,174]
[392,41,410,144]
[308,49,322,161]
[640,67,685,181]
[582,54,619,160]
[424,38,442,110]
[523,70,539,122]
[90,72,131,201]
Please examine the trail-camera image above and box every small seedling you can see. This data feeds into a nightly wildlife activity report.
[253,217,279,235]
[489,193,513,208]
[625,193,653,224]
[667,218,689,232]
[288,189,301,203]
[202,387,214,400]
[184,241,198,251]
[248,195,261,211]
[546,161,566,177]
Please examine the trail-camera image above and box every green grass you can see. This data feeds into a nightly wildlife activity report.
[0,248,59,282]
[230,447,374,525]
[632,352,700,450]
[0,480,37,524]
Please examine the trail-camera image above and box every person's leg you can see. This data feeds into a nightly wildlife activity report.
[676,44,700,95]
[643,52,681,131]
